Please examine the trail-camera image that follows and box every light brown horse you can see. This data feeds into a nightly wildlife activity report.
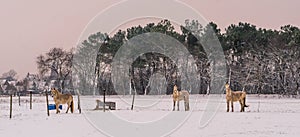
[173,85,190,111]
[225,83,249,112]
[51,88,74,114]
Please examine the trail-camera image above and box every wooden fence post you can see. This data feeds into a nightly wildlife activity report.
[45,91,50,116]
[131,90,135,110]
[103,88,106,112]
[18,92,21,106]
[77,94,81,114]
[30,91,32,110]
[10,94,12,119]
[131,79,136,111]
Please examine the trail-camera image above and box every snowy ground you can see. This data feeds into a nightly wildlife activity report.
[1,94,300,137]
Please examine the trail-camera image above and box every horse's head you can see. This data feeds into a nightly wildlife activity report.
[51,88,59,97]
[225,83,230,89]
[173,85,179,97]
[225,83,232,95]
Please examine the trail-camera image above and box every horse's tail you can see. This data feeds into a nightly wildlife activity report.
[185,93,189,103]
[244,95,249,107]
[71,99,74,113]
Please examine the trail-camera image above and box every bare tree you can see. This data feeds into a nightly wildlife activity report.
[1,69,17,80]
[36,48,73,92]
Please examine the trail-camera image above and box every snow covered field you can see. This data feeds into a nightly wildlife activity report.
[1,94,300,137]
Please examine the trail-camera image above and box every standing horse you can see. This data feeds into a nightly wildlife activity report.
[51,88,74,114]
[225,83,249,112]
[172,85,190,111]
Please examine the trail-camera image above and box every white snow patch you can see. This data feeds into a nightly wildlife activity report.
[0,95,300,137]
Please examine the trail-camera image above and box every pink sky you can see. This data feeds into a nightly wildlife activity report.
[0,0,299,79]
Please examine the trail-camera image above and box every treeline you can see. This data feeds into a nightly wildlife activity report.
[74,19,300,95]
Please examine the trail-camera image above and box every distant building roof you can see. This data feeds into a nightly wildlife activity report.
[16,81,23,86]
[26,73,39,81]
[4,80,10,86]
[5,84,17,92]
[0,85,3,93]
[0,77,6,80]
[0,76,16,81]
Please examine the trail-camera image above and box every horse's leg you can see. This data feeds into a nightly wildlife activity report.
[239,100,243,112]
[183,96,187,111]
[185,101,187,111]
[226,100,229,112]
[185,101,189,111]
[241,99,245,112]
[183,101,186,111]
[187,97,190,111]
[173,101,176,111]
[231,101,234,112]
[177,101,179,111]
[56,103,60,114]
[66,102,70,113]
[71,100,74,113]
